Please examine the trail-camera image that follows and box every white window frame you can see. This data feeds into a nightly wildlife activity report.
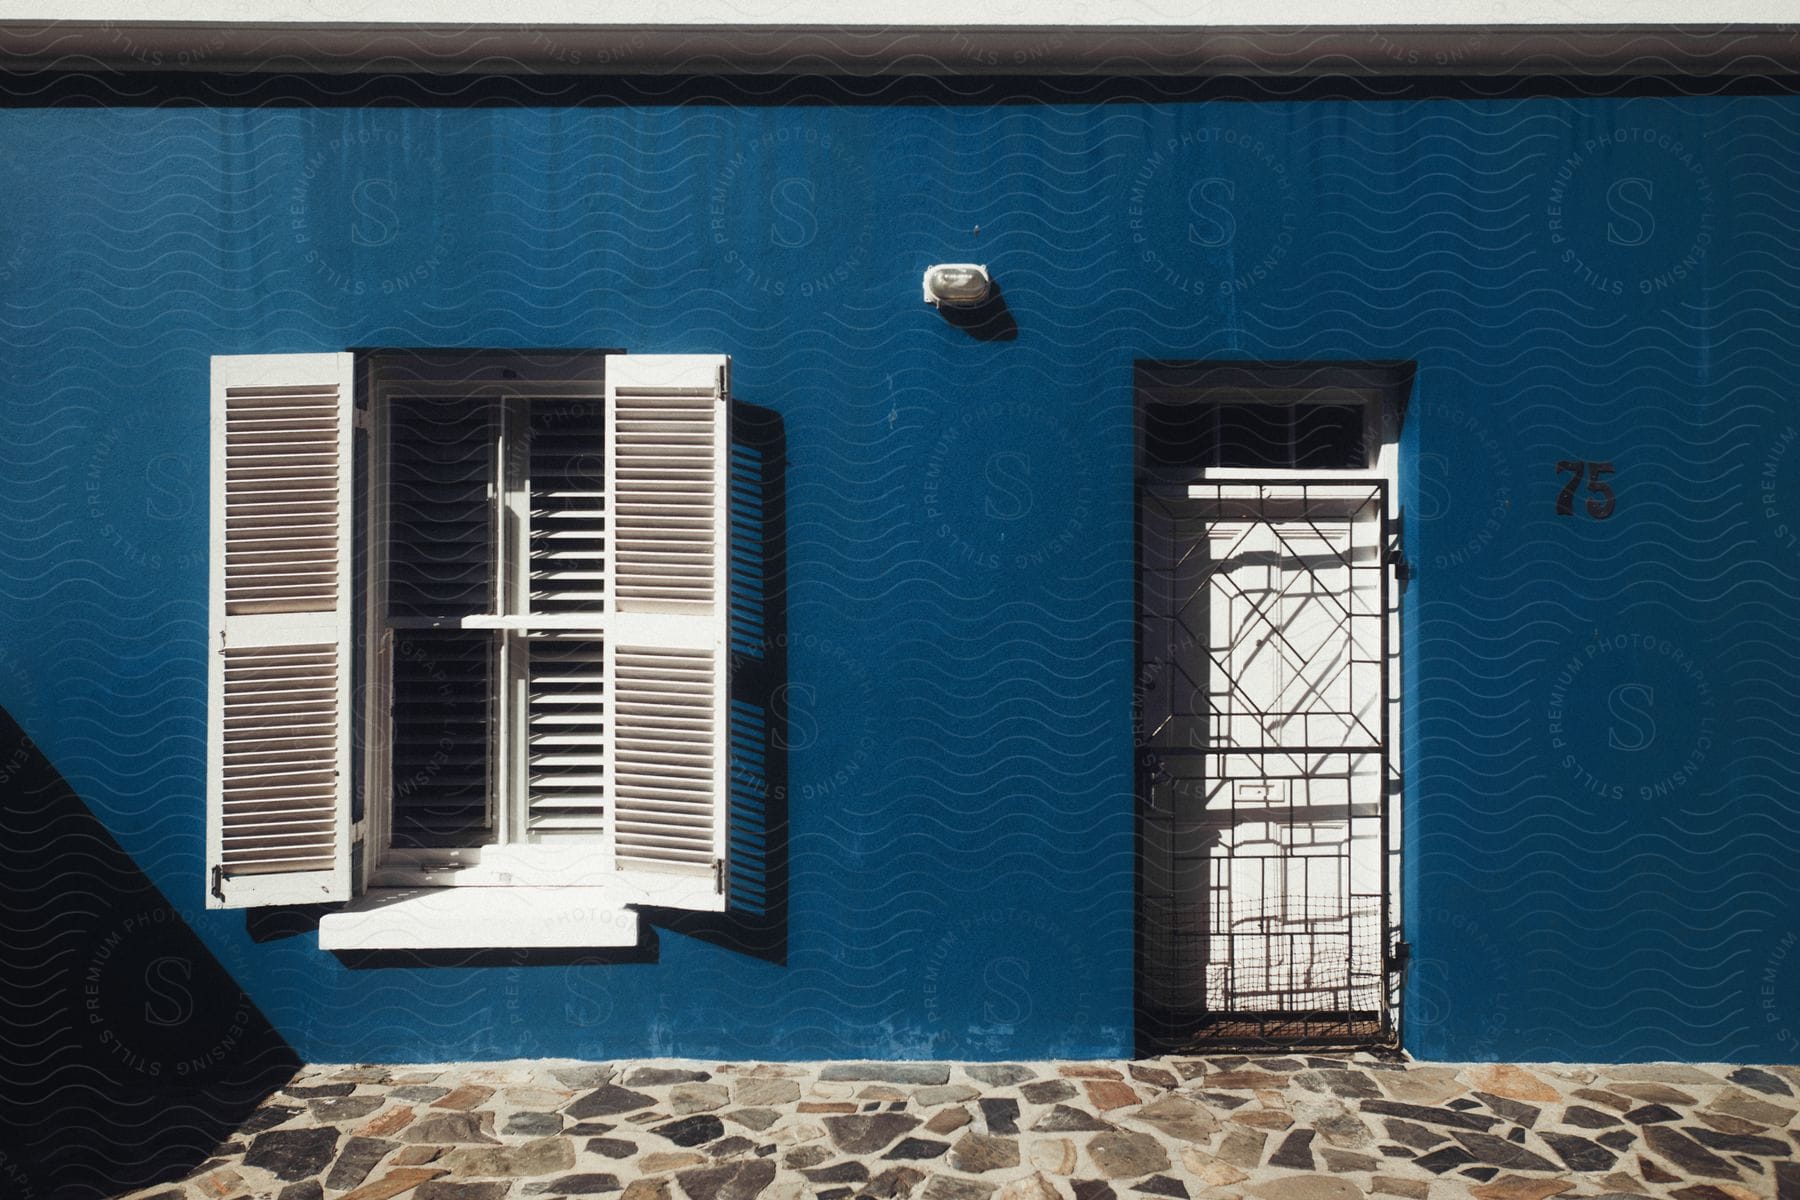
[359,357,619,891]
[338,351,733,942]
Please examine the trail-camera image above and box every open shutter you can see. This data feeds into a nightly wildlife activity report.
[603,354,730,911]
[206,353,355,908]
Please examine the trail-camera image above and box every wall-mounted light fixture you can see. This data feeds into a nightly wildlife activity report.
[922,263,992,308]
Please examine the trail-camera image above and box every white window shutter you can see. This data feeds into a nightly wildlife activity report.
[206,353,355,909]
[603,354,730,912]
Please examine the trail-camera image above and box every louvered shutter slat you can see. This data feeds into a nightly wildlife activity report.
[389,629,493,848]
[387,397,496,620]
[609,381,719,614]
[526,636,609,838]
[529,400,608,618]
[380,393,502,851]
[602,355,730,910]
[523,394,610,844]
[207,353,355,908]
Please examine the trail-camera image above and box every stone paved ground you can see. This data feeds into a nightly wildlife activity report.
[119,1058,1800,1200]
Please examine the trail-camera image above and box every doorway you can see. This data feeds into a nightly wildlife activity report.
[1135,361,1408,1051]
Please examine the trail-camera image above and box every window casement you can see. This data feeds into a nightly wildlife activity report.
[205,350,732,950]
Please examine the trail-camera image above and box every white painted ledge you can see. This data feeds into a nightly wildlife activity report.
[318,886,641,950]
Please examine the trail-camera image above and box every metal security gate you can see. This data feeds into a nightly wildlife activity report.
[1137,481,1393,1049]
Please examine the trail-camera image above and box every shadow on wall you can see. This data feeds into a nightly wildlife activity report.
[0,708,299,1200]
[3,69,1784,111]
[249,400,794,971]
[934,283,1019,343]
[652,399,792,962]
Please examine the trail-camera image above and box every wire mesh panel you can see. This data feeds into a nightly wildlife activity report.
[1139,481,1392,1049]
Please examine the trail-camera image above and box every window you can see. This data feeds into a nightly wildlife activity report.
[205,350,733,950]
[1140,392,1370,471]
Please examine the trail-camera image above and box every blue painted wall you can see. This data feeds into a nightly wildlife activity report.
[2,82,1798,1064]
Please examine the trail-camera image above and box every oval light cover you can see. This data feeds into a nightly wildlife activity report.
[923,263,992,308]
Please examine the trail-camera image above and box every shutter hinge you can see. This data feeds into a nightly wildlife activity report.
[713,858,725,894]
[210,864,225,902]
[716,363,729,398]
[352,408,372,430]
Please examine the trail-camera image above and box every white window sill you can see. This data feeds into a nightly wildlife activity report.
[317,886,641,951]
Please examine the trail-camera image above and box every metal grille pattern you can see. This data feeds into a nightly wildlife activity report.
[1139,481,1393,1050]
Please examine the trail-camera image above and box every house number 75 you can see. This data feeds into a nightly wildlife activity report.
[1555,460,1617,519]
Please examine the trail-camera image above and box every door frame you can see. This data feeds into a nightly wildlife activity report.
[1132,359,1412,1053]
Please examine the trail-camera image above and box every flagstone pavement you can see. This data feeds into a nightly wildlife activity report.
[119,1057,1800,1200]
